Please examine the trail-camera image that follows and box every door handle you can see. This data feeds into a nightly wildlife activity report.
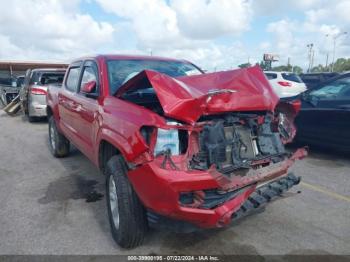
[58,97,70,109]
[75,104,82,112]
[71,102,82,112]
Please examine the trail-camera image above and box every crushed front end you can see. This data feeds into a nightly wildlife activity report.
[118,66,307,231]
[127,111,307,230]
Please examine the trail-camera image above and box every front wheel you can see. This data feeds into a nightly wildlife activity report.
[105,155,147,248]
[48,116,70,157]
[28,114,36,122]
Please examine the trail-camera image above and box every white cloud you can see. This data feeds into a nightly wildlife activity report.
[159,42,250,71]
[170,0,252,39]
[97,0,251,44]
[0,0,349,72]
[0,0,114,61]
[335,1,350,24]
[267,20,296,51]
[95,0,183,50]
[265,19,308,67]
[263,0,350,69]
[252,0,326,15]
[95,0,252,70]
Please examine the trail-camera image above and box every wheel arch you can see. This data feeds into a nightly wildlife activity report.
[46,105,53,119]
[98,139,123,173]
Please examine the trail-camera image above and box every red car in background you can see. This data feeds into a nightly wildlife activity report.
[46,55,306,248]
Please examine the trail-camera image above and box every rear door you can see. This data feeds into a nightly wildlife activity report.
[296,76,350,149]
[58,62,82,142]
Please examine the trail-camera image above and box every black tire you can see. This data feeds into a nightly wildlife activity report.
[48,116,70,157]
[28,115,36,122]
[105,155,147,248]
[23,96,31,120]
[21,102,28,115]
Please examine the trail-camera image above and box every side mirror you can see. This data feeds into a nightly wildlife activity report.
[81,80,96,94]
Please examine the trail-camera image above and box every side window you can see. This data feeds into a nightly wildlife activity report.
[29,72,38,84]
[338,78,350,98]
[65,67,80,92]
[80,66,97,93]
[282,73,303,83]
[265,73,277,80]
[310,77,350,99]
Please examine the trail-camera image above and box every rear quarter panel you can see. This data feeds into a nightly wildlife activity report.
[46,85,61,125]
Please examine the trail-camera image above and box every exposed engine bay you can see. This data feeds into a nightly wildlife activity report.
[121,84,297,178]
[190,113,288,175]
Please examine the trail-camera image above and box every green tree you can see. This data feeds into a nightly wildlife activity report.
[292,66,303,74]
[272,65,292,71]
[271,64,304,73]
[331,58,350,72]
[310,58,350,73]
[238,61,304,74]
[238,63,252,69]
[256,61,270,70]
[311,64,328,72]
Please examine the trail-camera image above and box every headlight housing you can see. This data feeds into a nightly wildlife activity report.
[154,121,183,155]
[154,128,179,155]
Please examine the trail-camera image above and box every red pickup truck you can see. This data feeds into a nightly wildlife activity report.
[47,54,307,248]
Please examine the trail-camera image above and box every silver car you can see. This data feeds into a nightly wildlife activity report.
[20,68,66,122]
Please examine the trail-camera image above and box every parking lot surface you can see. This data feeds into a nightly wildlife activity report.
[0,111,349,255]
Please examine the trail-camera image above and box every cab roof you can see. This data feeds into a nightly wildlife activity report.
[72,54,189,64]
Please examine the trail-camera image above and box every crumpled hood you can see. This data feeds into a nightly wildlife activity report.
[116,65,279,124]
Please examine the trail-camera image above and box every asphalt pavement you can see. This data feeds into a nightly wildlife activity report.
[0,111,349,255]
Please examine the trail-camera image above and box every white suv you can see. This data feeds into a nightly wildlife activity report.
[264,71,307,98]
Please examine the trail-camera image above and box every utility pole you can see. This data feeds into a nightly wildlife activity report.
[327,31,347,72]
[324,34,330,72]
[307,43,314,73]
[331,37,336,72]
[311,49,315,70]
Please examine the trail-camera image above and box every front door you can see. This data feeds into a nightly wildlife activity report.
[296,76,350,149]
[70,60,101,160]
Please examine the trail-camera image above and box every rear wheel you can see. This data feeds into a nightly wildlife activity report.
[23,95,32,121]
[22,102,28,115]
[28,114,36,122]
[48,116,70,157]
[27,100,37,122]
[105,155,147,248]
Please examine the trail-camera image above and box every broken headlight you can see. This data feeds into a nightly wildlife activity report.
[154,128,179,155]
[154,123,180,156]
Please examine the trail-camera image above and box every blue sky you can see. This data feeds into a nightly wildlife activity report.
[0,0,349,72]
[81,1,120,24]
